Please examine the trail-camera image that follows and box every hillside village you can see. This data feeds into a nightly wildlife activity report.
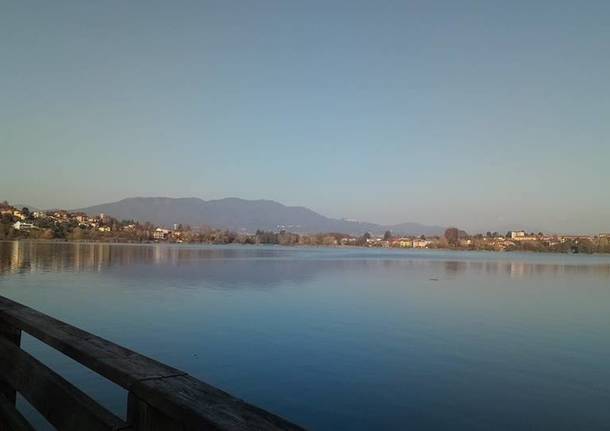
[1,201,609,253]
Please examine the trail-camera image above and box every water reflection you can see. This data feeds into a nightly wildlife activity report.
[1,241,610,431]
[1,241,609,284]
[441,259,610,279]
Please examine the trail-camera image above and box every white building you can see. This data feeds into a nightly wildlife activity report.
[153,228,170,240]
[13,221,35,230]
[412,239,431,248]
[510,230,527,239]
[510,230,538,241]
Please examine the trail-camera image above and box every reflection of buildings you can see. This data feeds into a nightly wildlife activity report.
[440,259,610,279]
[0,242,609,283]
[11,240,22,272]
[0,241,128,275]
[507,262,527,278]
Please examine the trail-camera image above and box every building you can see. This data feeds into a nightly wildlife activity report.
[412,239,431,248]
[340,237,357,246]
[510,230,527,239]
[153,228,170,240]
[391,238,413,248]
[12,210,26,220]
[509,231,538,241]
[12,221,35,230]
[52,211,69,220]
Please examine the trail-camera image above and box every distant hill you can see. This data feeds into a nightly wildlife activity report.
[75,197,445,236]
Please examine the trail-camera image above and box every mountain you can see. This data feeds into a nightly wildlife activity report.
[75,197,444,236]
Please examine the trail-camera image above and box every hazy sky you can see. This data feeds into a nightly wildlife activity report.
[2,1,609,233]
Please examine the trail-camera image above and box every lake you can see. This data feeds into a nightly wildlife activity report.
[1,241,609,430]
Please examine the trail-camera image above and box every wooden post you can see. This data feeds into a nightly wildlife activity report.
[127,391,182,431]
[0,323,21,404]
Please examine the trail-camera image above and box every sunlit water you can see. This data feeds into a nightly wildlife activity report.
[1,241,609,430]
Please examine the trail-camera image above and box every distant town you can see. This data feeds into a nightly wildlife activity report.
[1,201,609,254]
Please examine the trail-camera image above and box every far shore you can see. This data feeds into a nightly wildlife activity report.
[3,238,609,256]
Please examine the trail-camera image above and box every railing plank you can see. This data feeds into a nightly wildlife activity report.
[0,337,130,431]
[0,392,35,431]
[0,296,304,430]
[129,375,305,431]
[0,296,181,388]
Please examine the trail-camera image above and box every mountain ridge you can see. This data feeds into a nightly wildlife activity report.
[74,197,445,236]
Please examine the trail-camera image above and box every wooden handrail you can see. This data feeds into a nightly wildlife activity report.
[0,296,305,430]
[0,337,130,430]
[0,392,35,431]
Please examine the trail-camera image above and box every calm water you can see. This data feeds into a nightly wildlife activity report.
[1,241,610,430]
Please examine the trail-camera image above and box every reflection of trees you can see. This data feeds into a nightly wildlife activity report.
[0,242,340,287]
[1,242,609,286]
[443,261,468,275]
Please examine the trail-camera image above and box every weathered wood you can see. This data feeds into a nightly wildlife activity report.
[0,392,35,431]
[0,322,20,405]
[0,323,21,346]
[0,296,181,388]
[127,392,184,431]
[0,337,130,431]
[129,375,305,431]
[0,296,304,430]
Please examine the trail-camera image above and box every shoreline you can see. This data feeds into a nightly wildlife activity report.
[2,238,609,257]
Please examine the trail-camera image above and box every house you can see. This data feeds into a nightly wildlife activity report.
[340,237,357,246]
[12,210,26,220]
[53,211,69,220]
[412,239,431,248]
[510,230,537,241]
[391,238,413,248]
[0,203,13,216]
[153,228,170,240]
[12,221,35,230]
[510,230,526,239]
[98,226,111,232]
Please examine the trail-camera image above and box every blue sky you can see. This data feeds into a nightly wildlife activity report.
[1,1,609,233]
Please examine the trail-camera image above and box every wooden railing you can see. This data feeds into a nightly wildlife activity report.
[0,296,305,431]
